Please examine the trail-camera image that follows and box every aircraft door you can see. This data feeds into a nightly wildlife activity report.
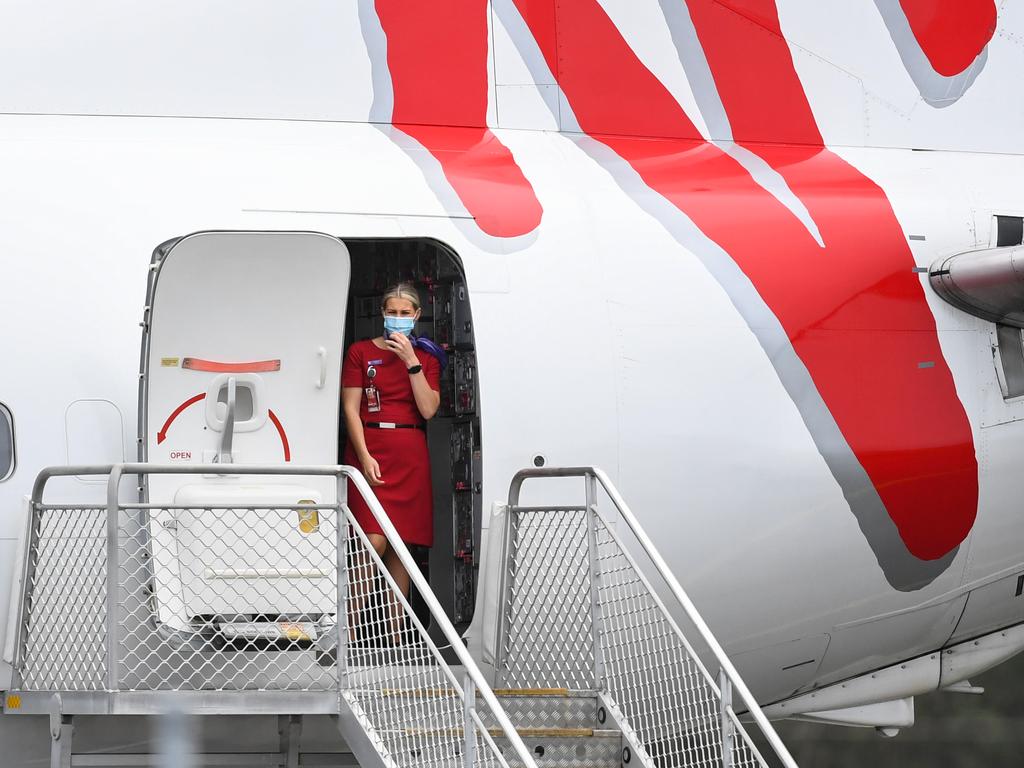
[142,231,350,629]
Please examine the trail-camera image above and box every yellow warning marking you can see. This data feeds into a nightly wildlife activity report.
[160,357,180,368]
[279,622,311,642]
[513,728,594,738]
[5,694,21,710]
[297,504,320,535]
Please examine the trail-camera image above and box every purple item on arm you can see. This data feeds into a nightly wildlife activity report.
[411,335,449,370]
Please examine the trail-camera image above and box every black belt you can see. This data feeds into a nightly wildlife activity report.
[364,421,424,430]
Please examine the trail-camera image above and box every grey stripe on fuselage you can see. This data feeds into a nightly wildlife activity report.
[357,0,393,124]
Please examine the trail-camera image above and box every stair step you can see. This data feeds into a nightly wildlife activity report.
[508,728,617,739]
[494,729,623,768]
[399,727,619,739]
[380,724,623,768]
[484,690,602,731]
[373,688,591,699]
[373,688,583,700]
[379,687,459,697]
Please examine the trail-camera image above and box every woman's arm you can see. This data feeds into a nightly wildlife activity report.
[408,368,441,420]
[384,335,441,420]
[342,386,384,485]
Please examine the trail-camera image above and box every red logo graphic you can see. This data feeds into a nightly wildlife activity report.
[368,0,990,566]
[375,1,543,238]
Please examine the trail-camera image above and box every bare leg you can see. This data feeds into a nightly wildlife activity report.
[348,533,388,642]
[381,545,412,645]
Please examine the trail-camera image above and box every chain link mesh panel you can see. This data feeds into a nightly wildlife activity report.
[342,515,509,768]
[14,479,526,768]
[117,505,340,691]
[499,505,772,768]
[498,509,595,690]
[18,506,107,690]
[592,515,735,768]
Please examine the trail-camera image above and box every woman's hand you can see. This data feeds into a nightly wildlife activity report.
[361,454,385,486]
[383,333,419,366]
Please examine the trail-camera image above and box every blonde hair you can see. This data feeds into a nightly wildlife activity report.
[381,281,421,312]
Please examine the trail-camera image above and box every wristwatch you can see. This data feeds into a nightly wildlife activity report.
[407,364,423,375]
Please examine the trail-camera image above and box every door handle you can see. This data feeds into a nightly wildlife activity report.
[218,376,236,464]
[316,347,327,389]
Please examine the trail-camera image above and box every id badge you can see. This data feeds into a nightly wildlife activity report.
[365,385,381,413]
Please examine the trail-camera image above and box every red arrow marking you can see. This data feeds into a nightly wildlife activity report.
[268,409,291,462]
[157,393,206,444]
[158,395,290,461]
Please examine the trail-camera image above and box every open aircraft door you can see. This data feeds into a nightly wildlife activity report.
[142,231,350,634]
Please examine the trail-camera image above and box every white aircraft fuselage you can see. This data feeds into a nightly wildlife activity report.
[1,0,1023,743]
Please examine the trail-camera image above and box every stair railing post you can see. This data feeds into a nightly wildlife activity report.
[493,502,517,687]
[105,465,124,693]
[584,472,607,691]
[719,668,734,768]
[345,467,538,768]
[462,671,478,768]
[11,496,43,692]
[335,471,349,689]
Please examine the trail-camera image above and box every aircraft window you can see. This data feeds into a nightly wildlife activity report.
[0,403,14,482]
[995,216,1024,248]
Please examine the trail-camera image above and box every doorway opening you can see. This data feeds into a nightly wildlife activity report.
[341,239,482,632]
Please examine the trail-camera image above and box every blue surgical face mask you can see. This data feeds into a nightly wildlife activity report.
[383,315,416,338]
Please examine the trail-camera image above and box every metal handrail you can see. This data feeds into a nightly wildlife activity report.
[24,463,539,768]
[507,466,798,768]
[311,466,537,768]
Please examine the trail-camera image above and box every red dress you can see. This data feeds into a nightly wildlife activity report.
[341,339,441,546]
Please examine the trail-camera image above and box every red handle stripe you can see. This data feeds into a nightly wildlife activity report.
[182,358,281,373]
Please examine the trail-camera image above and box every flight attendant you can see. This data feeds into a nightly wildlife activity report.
[341,282,441,642]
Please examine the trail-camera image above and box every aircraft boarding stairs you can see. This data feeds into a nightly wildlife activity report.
[4,464,797,768]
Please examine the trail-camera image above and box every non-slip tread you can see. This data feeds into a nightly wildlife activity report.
[400,727,620,738]
[380,687,588,698]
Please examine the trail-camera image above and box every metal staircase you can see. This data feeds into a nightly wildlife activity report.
[485,468,798,768]
[2,464,797,768]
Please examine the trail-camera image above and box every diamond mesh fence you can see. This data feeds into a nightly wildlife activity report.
[499,509,595,690]
[18,506,107,690]
[343,517,508,768]
[117,505,340,691]
[592,514,729,768]
[15,465,787,768]
[498,503,773,768]
[14,482,520,768]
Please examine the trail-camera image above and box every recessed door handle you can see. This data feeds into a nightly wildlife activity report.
[316,347,327,389]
